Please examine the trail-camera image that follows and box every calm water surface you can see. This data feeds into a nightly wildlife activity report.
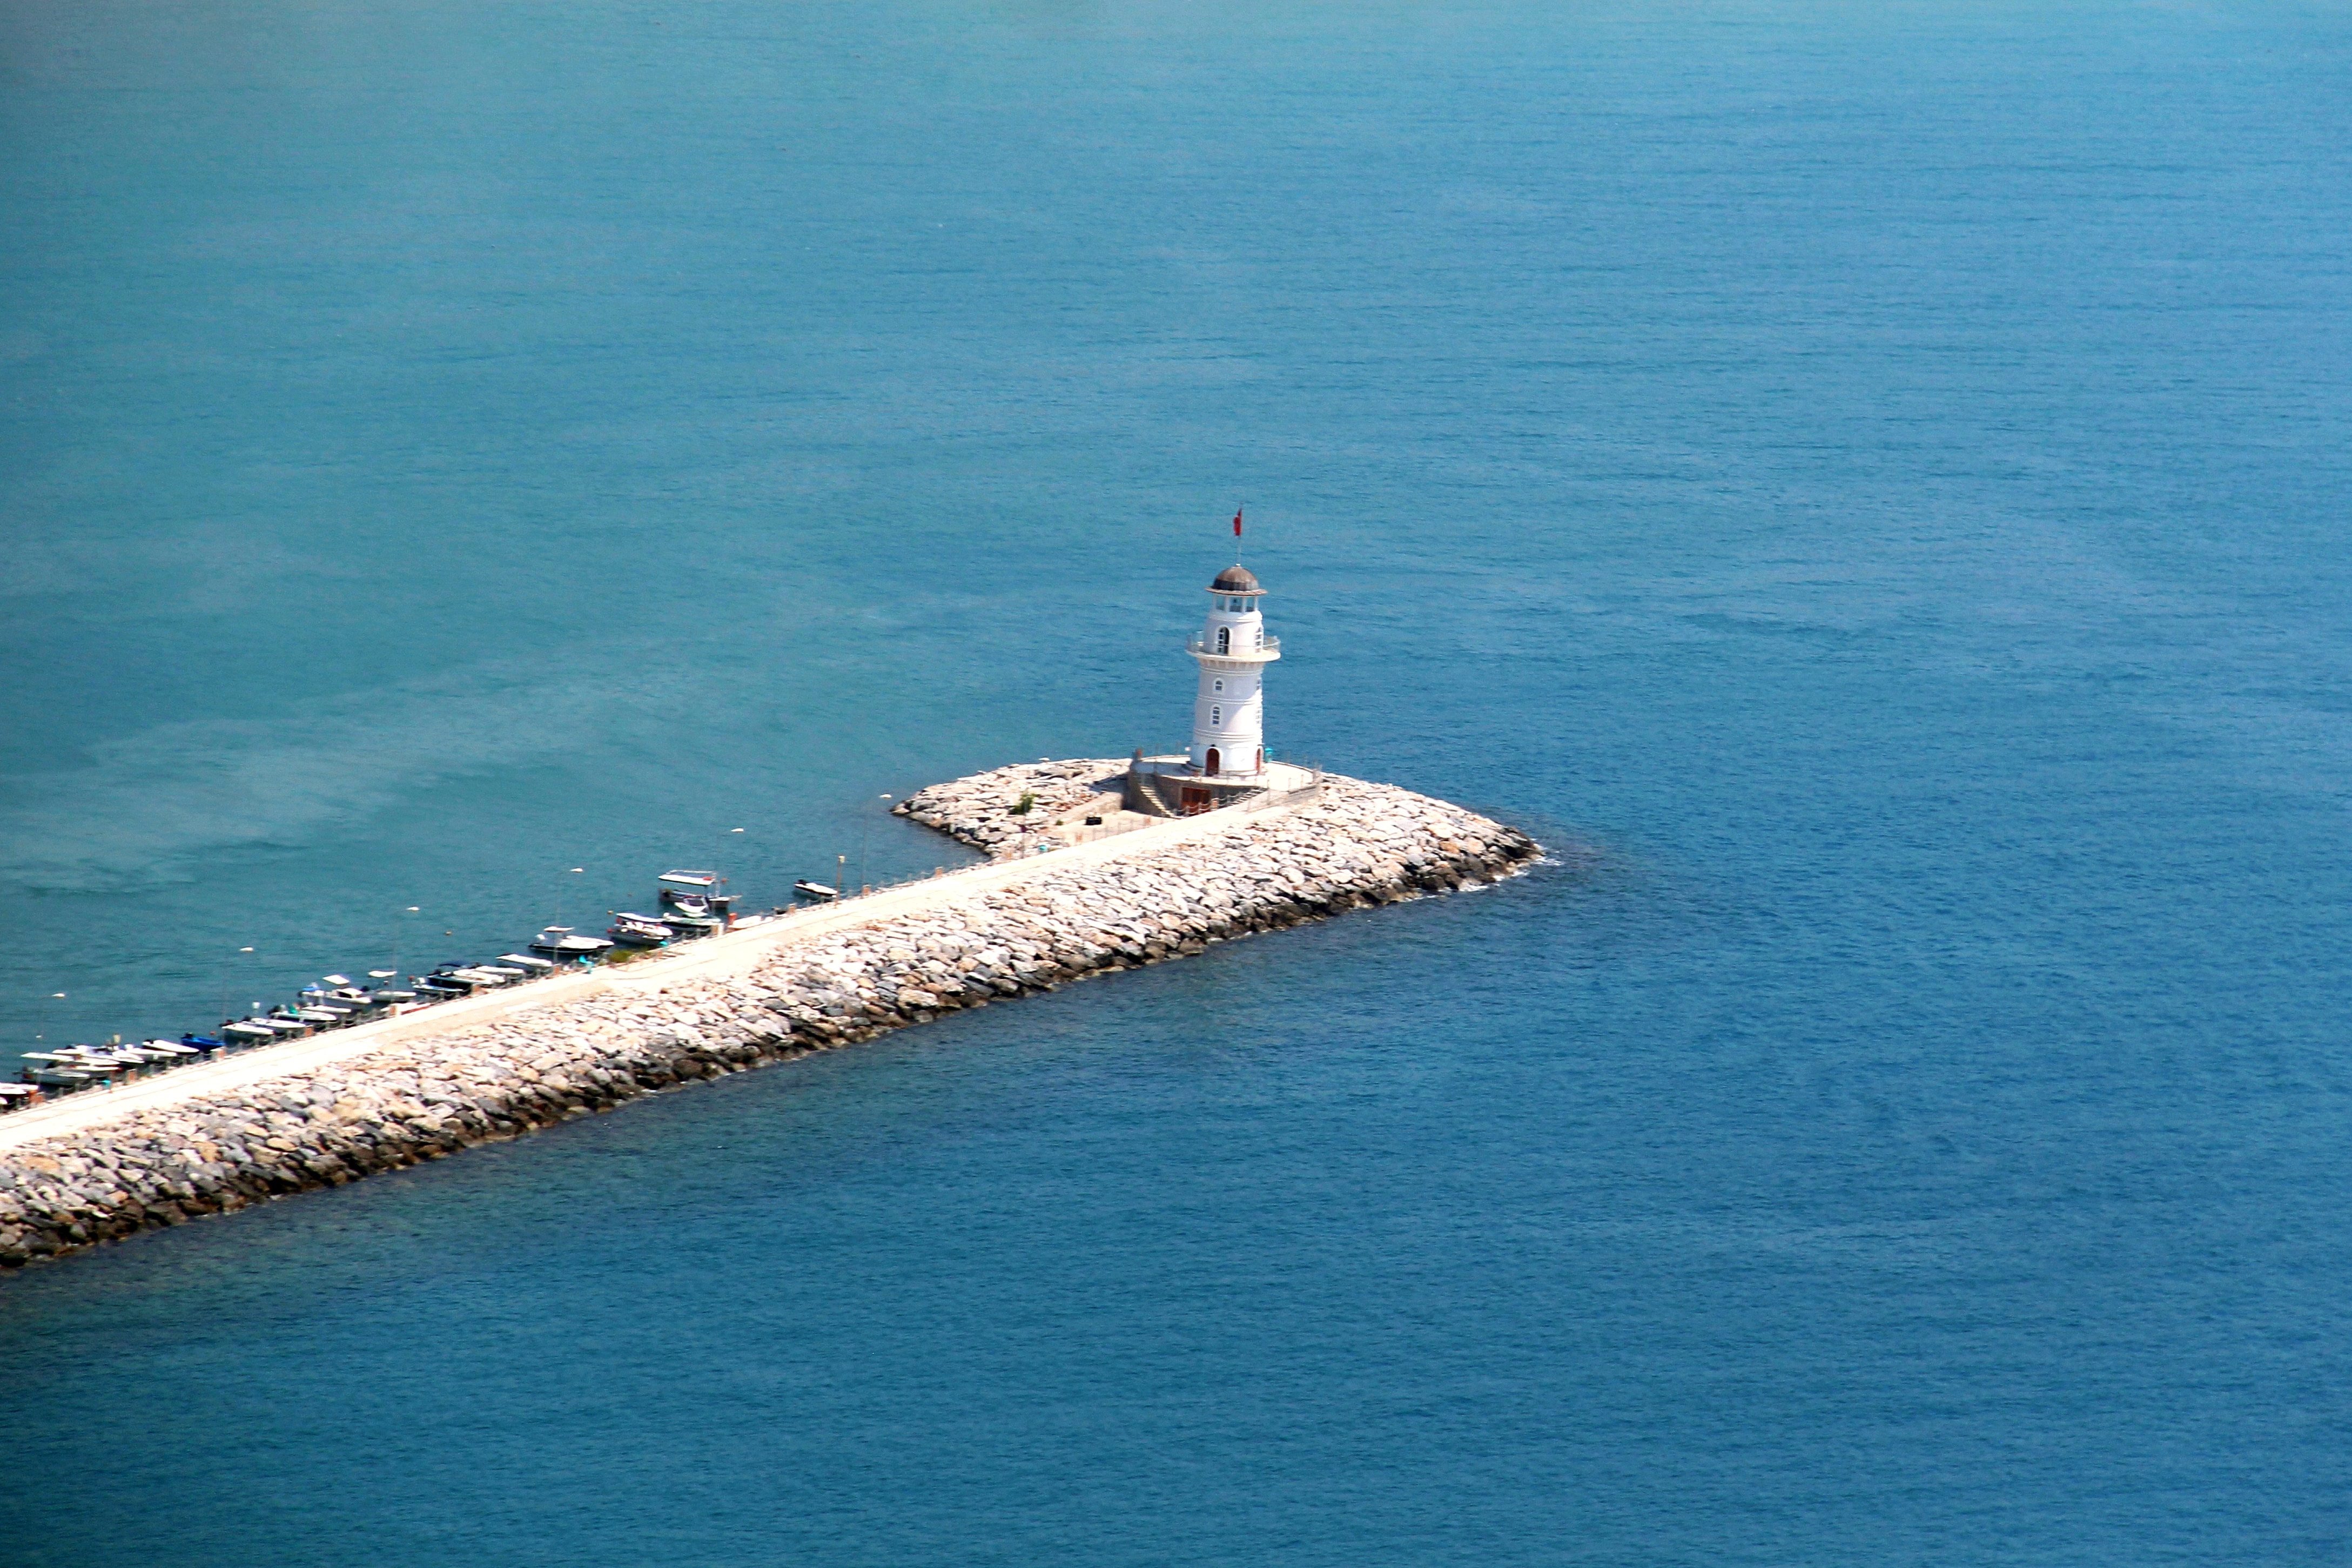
[4,2,2350,1563]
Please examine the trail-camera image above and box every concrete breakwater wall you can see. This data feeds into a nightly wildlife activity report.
[0,768,1538,1270]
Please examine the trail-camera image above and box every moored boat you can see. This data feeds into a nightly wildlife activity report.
[531,926,615,959]
[608,914,671,946]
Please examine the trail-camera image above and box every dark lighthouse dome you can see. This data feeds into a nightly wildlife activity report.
[1209,564,1263,595]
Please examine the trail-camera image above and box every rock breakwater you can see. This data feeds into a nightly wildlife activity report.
[893,757,1130,854]
[0,768,1537,1270]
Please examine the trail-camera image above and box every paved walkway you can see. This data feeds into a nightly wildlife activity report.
[0,797,1305,1153]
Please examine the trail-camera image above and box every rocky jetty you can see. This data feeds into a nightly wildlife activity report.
[0,769,1538,1270]
[893,758,1130,856]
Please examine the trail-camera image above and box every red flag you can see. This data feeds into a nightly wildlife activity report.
[1233,507,1244,538]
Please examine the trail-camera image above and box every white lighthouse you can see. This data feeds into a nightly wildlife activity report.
[1125,556,1313,818]
[1189,563,1279,777]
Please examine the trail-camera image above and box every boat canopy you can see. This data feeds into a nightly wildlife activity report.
[658,870,718,889]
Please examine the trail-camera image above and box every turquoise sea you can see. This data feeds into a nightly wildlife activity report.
[5,2,2351,1562]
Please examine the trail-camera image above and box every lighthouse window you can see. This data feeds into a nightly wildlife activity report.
[1213,679,1225,693]
[1212,706,1222,725]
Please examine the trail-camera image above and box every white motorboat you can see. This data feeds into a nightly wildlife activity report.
[532,926,615,958]
[608,914,670,947]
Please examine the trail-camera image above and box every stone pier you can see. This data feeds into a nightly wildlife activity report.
[0,763,1539,1270]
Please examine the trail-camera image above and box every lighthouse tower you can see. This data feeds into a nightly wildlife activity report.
[1189,563,1279,777]
[1124,545,1309,818]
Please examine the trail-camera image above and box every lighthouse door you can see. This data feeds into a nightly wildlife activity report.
[1205,747,1221,776]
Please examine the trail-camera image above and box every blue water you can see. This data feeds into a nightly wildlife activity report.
[6,2,2352,1561]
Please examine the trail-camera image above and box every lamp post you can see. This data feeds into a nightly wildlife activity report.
[218,947,254,1026]
[391,907,419,979]
[723,830,743,923]
[859,794,892,894]
[553,868,583,930]
[32,991,64,1049]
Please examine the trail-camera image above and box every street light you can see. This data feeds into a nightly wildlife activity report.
[390,907,419,978]
[553,868,584,929]
[859,795,892,894]
[218,947,255,1025]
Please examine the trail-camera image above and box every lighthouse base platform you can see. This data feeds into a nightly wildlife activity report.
[1123,756,1319,819]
